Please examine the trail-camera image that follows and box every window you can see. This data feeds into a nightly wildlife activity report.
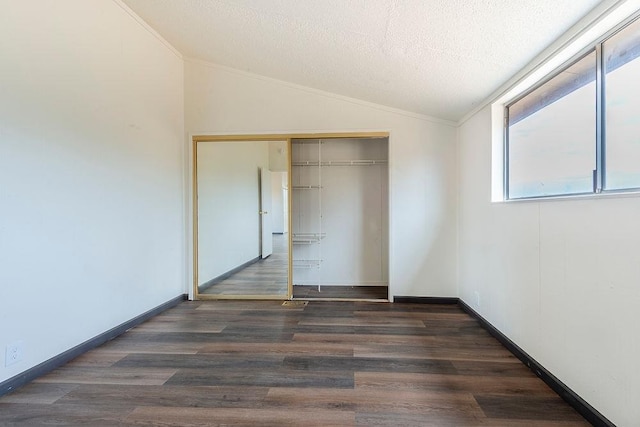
[505,15,640,199]
[507,52,596,199]
[603,17,640,190]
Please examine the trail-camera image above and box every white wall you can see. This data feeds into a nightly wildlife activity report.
[268,141,288,172]
[197,142,269,284]
[185,60,458,298]
[0,0,184,383]
[458,106,640,426]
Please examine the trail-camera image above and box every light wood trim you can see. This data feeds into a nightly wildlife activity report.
[197,294,289,301]
[193,132,389,143]
[287,138,293,300]
[192,138,199,300]
[191,131,389,301]
[291,298,388,303]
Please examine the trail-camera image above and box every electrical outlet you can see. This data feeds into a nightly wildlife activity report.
[5,341,23,367]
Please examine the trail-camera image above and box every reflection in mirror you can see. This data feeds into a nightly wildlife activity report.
[195,140,289,298]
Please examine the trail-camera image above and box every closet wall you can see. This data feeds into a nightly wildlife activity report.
[291,138,389,287]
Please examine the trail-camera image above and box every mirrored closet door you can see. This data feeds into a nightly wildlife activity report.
[194,138,290,299]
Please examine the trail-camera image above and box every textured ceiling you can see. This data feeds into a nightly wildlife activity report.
[122,0,603,121]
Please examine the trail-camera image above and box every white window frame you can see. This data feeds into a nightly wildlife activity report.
[489,3,640,202]
[504,49,598,200]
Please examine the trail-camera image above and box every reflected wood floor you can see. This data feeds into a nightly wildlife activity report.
[201,234,288,296]
[0,301,589,426]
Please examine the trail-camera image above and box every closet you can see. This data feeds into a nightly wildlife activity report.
[291,137,389,300]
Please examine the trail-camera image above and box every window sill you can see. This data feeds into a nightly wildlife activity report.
[495,188,640,203]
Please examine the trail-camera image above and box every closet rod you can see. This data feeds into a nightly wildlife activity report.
[292,160,387,167]
[292,140,325,145]
[292,185,322,190]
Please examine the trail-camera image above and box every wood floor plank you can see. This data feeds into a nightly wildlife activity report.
[0,383,78,404]
[33,366,177,386]
[467,419,591,427]
[114,353,284,370]
[283,355,457,374]
[355,372,560,395]
[96,340,206,354]
[350,302,460,313]
[55,384,269,409]
[353,344,517,363]
[165,368,354,388]
[474,394,588,422]
[354,412,587,426]
[125,406,356,426]
[194,300,293,311]
[116,329,294,344]
[297,317,426,327]
[0,402,133,426]
[292,332,502,346]
[451,359,536,377]
[128,318,226,333]
[265,387,484,416]
[63,350,127,368]
[354,411,483,427]
[0,301,590,426]
[197,342,355,357]
[293,324,461,336]
[353,309,472,319]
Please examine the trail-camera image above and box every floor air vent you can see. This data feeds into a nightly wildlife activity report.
[281,300,308,307]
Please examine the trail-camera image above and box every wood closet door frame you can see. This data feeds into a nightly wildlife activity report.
[190,132,389,301]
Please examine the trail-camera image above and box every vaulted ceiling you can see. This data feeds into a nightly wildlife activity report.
[123,0,603,121]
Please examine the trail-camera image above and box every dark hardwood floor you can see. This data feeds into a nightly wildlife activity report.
[0,301,589,426]
[293,285,388,300]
